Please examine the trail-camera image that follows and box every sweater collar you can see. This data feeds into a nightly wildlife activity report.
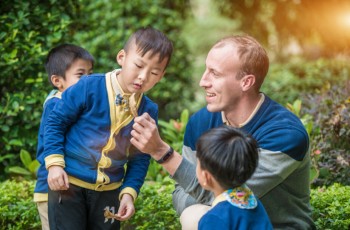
[212,184,257,209]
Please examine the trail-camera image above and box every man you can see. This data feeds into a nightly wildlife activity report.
[131,35,315,230]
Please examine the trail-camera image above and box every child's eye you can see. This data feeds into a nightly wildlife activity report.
[151,72,159,76]
[135,63,142,68]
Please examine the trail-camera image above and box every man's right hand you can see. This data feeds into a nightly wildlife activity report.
[47,165,69,190]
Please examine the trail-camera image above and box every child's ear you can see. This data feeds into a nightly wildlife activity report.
[201,170,213,189]
[116,49,126,66]
[51,75,63,90]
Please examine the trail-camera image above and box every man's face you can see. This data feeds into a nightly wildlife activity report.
[116,43,168,94]
[199,44,242,113]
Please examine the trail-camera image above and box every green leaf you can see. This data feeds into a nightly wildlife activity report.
[9,139,23,146]
[0,154,15,162]
[309,166,319,183]
[28,160,40,174]
[1,125,10,132]
[8,166,31,176]
[20,149,32,168]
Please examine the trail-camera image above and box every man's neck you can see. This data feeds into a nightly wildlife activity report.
[224,93,264,127]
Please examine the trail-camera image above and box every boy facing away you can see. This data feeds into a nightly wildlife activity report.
[43,27,173,230]
[34,44,94,230]
[195,126,273,230]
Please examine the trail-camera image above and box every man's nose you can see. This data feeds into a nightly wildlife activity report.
[199,70,209,87]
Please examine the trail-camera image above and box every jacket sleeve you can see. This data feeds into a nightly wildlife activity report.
[43,79,87,168]
[171,118,214,215]
[119,103,157,200]
[246,125,310,198]
[36,97,59,164]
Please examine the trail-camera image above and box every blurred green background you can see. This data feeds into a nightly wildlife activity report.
[1,0,350,229]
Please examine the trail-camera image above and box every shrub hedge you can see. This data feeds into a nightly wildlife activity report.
[0,180,349,230]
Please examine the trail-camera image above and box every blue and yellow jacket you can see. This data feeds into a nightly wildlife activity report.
[43,70,155,200]
[34,90,60,202]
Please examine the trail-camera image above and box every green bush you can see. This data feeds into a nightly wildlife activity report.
[0,179,179,230]
[1,180,350,229]
[0,0,81,180]
[262,59,350,106]
[302,82,350,187]
[0,180,40,230]
[122,178,180,230]
[311,183,350,230]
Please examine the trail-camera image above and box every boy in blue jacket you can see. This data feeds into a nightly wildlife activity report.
[195,126,272,230]
[43,27,173,230]
[34,44,94,230]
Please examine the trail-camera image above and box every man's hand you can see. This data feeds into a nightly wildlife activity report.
[131,113,169,159]
[131,112,183,176]
[47,165,69,191]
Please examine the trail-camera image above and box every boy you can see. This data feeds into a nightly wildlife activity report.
[43,27,173,230]
[34,44,94,230]
[195,126,272,230]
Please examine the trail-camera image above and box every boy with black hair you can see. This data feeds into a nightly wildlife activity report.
[195,126,272,230]
[34,43,94,230]
[43,27,173,230]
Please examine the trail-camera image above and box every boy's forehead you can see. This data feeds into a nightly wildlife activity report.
[68,58,93,71]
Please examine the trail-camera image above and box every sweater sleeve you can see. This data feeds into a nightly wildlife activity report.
[43,78,87,168]
[171,113,215,214]
[36,97,59,165]
[246,126,309,198]
[119,101,157,200]
[172,157,214,213]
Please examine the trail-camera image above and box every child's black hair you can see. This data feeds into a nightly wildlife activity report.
[196,125,259,190]
[123,27,173,69]
[45,44,94,87]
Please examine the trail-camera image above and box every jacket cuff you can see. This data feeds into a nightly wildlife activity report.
[45,154,65,169]
[119,187,137,202]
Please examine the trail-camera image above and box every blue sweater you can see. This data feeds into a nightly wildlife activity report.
[199,200,272,230]
[34,90,60,202]
[43,73,155,198]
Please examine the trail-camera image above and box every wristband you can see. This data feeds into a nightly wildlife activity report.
[156,147,174,164]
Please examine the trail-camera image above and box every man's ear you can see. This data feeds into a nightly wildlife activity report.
[51,75,63,90]
[240,74,256,91]
[116,49,126,66]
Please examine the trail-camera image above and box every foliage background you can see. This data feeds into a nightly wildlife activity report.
[0,0,350,228]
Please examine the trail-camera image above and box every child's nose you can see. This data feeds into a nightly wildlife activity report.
[138,71,148,82]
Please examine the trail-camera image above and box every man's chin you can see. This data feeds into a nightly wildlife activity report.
[206,104,220,112]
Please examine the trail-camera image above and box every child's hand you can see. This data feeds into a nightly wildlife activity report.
[47,165,69,191]
[116,193,135,221]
